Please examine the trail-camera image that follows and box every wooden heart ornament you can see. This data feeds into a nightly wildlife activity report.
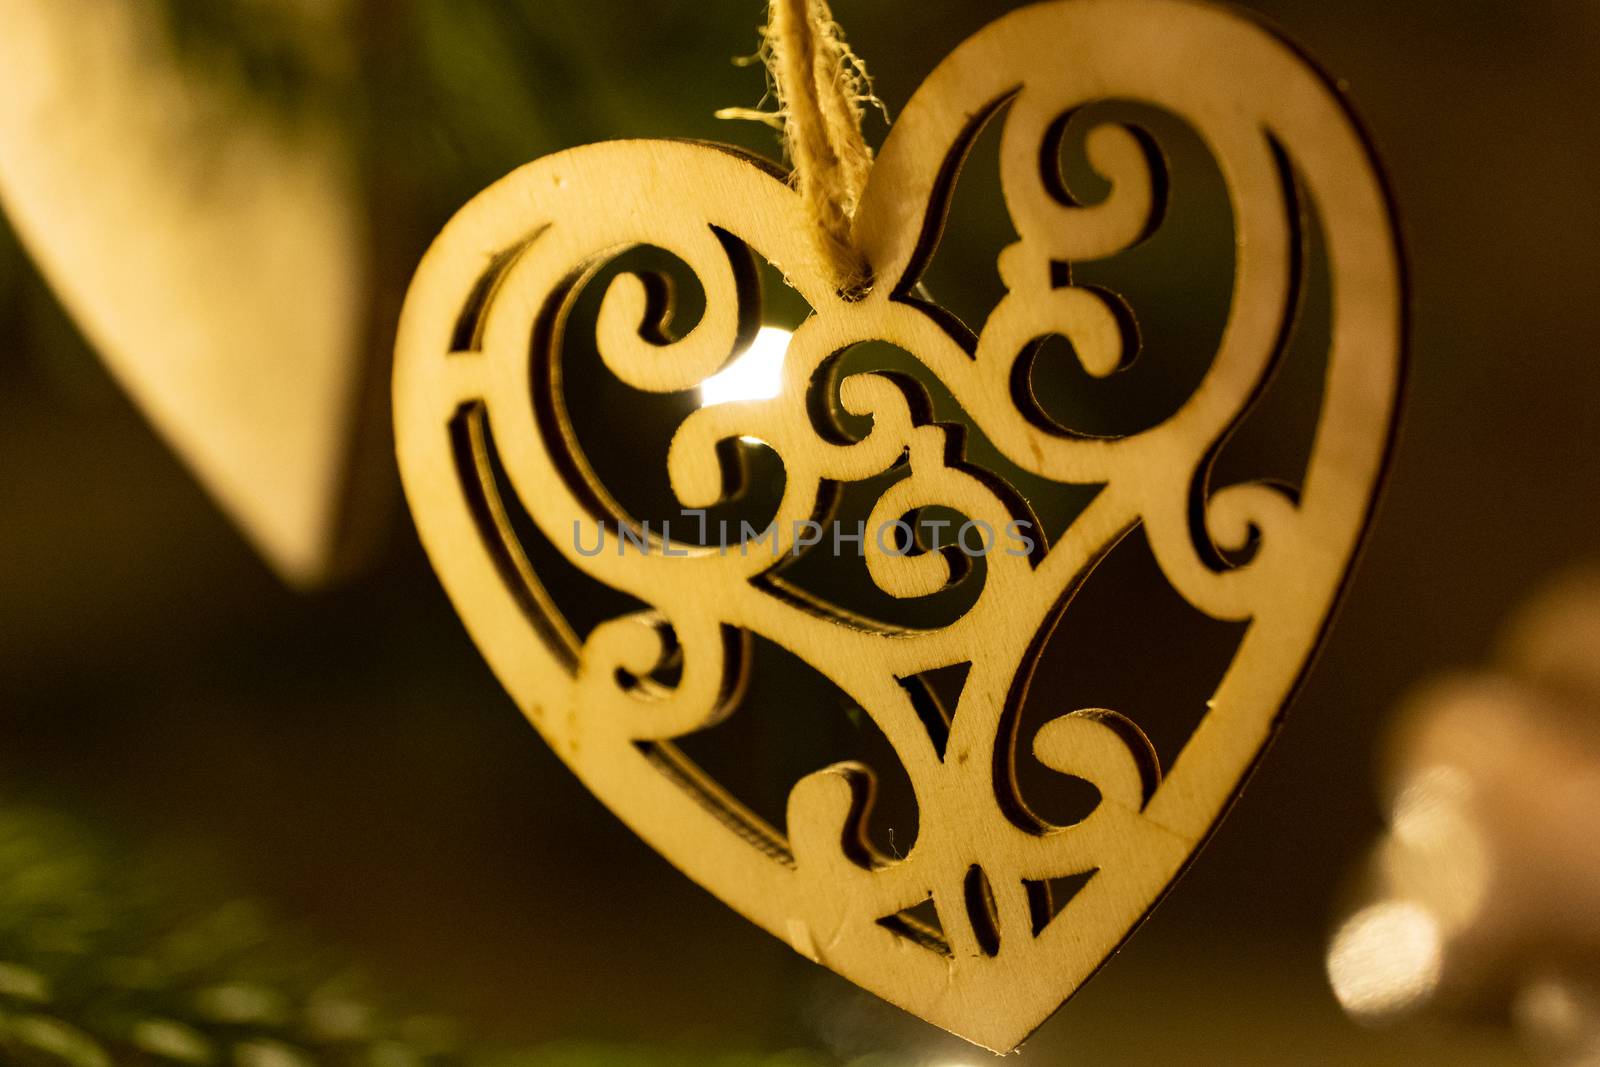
[393,0,1402,1050]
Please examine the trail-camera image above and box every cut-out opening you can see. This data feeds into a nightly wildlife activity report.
[1024,101,1234,440]
[1008,527,1247,826]
[1204,147,1330,568]
[699,325,793,408]
[670,635,921,860]
[1024,869,1099,936]
[964,864,1002,957]
[612,619,683,693]
[1041,110,1168,235]
[895,660,971,761]
[450,402,645,648]
[834,339,1103,547]
[770,470,991,632]
[778,339,1099,628]
[558,243,790,547]
[450,232,542,353]
[912,95,1019,334]
[876,895,952,958]
[1030,774,1103,830]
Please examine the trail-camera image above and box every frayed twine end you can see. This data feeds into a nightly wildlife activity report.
[718,0,886,298]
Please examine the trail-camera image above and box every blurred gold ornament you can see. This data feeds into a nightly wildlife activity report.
[0,0,373,584]
[395,0,1402,1050]
[1329,567,1600,1063]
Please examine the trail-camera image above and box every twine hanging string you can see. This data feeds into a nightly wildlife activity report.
[717,0,883,296]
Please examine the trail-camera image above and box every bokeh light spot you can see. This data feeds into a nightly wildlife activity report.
[1327,900,1444,1021]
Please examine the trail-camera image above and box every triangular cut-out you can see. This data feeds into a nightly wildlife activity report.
[1024,869,1099,936]
[877,895,952,958]
[896,661,973,761]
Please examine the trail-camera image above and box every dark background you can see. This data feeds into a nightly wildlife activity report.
[2,1,1593,1062]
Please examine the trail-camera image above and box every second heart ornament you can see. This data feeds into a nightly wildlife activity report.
[393,0,1403,1051]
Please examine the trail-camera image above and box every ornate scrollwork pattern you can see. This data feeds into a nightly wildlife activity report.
[394,0,1402,1051]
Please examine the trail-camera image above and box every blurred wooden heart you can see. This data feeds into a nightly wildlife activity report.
[0,0,371,584]
[393,0,1403,1050]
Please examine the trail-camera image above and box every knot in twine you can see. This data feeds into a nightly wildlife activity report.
[717,0,883,297]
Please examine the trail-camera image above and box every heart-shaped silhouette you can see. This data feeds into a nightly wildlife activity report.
[393,0,1402,1050]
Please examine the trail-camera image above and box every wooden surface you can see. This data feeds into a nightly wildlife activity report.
[393,0,1403,1050]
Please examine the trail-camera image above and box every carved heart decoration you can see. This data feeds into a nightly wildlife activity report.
[393,0,1402,1051]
